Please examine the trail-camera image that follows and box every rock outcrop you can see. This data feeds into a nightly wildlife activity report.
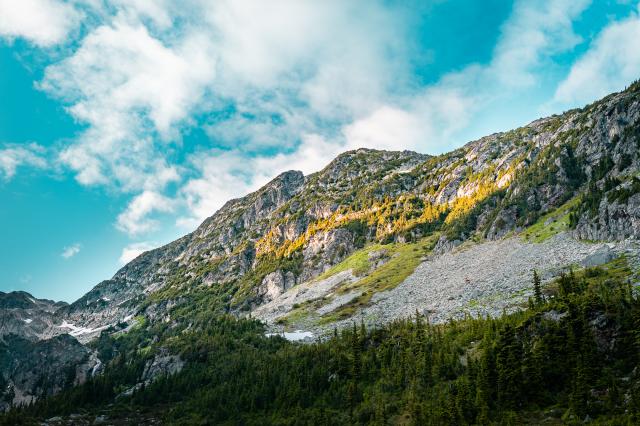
[4,81,640,412]
[0,334,99,411]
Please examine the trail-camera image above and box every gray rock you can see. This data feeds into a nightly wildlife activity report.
[581,246,615,267]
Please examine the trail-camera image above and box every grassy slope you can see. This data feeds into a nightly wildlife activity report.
[272,235,439,328]
[318,234,439,323]
[521,197,581,243]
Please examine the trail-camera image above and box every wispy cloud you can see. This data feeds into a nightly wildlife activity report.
[338,0,590,157]
[61,243,81,259]
[119,241,157,264]
[0,143,47,181]
[28,0,413,235]
[116,191,175,235]
[554,4,640,106]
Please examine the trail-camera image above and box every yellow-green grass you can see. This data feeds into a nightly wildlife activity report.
[545,255,634,298]
[275,304,313,328]
[315,243,387,281]
[522,196,581,243]
[319,234,439,323]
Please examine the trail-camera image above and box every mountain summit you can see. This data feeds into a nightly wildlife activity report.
[2,82,640,422]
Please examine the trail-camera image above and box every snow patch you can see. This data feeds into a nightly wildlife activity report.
[266,330,314,342]
[58,320,109,337]
[23,318,33,324]
[117,297,131,306]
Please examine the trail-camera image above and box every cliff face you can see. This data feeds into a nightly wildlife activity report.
[4,82,640,409]
[0,292,66,341]
[26,82,640,340]
[0,334,100,411]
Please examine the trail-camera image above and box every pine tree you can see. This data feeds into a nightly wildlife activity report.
[533,269,543,305]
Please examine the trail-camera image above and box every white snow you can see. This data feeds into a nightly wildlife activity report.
[266,330,314,342]
[117,297,131,306]
[58,320,109,337]
[23,318,33,324]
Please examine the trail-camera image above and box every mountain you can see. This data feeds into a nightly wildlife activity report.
[0,291,66,341]
[2,82,640,423]
[53,80,640,337]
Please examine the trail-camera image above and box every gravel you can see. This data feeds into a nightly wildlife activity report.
[254,233,639,337]
[335,233,637,328]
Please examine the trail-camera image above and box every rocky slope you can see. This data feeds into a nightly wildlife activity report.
[0,292,66,341]
[3,81,640,409]
[0,334,100,411]
[80,79,640,333]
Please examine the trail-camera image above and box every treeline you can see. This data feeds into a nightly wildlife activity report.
[3,262,640,425]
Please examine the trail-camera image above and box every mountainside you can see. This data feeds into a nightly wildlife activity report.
[0,291,66,341]
[54,80,640,337]
[3,82,640,422]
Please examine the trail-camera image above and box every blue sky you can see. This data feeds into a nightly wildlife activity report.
[1,0,639,302]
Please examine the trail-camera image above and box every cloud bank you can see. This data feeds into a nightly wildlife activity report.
[1,0,639,246]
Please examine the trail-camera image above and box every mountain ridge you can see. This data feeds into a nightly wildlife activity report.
[2,81,640,415]
[9,81,640,337]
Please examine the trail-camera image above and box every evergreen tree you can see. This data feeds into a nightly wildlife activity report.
[533,269,543,305]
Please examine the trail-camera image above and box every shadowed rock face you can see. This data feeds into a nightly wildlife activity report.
[0,292,67,341]
[0,334,100,411]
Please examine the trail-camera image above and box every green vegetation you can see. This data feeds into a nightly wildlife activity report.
[5,80,640,425]
[5,259,640,425]
[315,243,385,280]
[522,196,581,243]
[320,235,439,323]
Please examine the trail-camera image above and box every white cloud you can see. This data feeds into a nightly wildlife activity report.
[119,241,156,264]
[343,106,424,152]
[116,190,175,235]
[32,0,412,234]
[2,0,604,236]
[344,85,473,153]
[0,0,81,47]
[178,134,345,227]
[0,143,47,181]
[337,0,590,155]
[61,243,81,259]
[490,0,590,87]
[40,20,212,189]
[554,7,640,105]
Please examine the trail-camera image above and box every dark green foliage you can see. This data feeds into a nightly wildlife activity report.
[533,270,543,305]
[608,177,640,204]
[592,154,615,182]
[444,191,505,240]
[5,261,640,425]
[560,146,586,189]
[618,153,633,172]
[340,219,368,248]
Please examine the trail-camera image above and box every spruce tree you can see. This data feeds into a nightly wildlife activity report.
[533,269,543,305]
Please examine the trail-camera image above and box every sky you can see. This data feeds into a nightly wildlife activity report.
[1,0,639,302]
